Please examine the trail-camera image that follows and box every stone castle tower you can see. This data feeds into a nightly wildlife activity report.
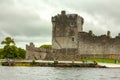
[26,11,120,60]
[51,11,84,50]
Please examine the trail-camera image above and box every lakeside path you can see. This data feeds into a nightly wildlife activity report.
[98,63,120,68]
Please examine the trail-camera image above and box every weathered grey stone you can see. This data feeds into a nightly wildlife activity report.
[26,11,120,60]
[26,42,47,60]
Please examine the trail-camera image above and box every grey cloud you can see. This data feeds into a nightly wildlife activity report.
[0,0,51,37]
[0,0,52,48]
[0,0,120,48]
[45,0,120,37]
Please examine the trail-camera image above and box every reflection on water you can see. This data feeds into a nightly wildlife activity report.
[0,66,120,80]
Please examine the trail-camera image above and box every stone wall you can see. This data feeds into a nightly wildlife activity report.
[78,31,120,59]
[45,53,120,61]
[26,43,48,60]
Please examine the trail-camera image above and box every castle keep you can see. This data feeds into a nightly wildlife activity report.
[51,11,84,54]
[26,11,120,60]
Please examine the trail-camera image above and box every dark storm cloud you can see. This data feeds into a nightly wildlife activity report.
[0,0,120,48]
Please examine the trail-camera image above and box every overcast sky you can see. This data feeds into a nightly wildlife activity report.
[0,0,120,49]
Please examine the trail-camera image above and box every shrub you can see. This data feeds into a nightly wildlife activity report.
[32,60,36,65]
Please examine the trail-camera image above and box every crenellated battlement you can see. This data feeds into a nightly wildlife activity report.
[79,31,120,44]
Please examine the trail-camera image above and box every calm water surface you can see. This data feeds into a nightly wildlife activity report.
[0,66,120,80]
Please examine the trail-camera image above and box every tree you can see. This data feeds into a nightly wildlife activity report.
[0,48,4,59]
[1,37,15,46]
[17,48,26,59]
[2,45,18,59]
[1,36,26,59]
[40,44,52,49]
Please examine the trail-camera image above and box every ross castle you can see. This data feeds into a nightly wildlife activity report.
[26,11,120,60]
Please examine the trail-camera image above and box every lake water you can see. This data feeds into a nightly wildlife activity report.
[0,66,120,80]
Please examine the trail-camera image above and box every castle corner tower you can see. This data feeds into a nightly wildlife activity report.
[51,10,84,52]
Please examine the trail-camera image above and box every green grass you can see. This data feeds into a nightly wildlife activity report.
[79,58,120,64]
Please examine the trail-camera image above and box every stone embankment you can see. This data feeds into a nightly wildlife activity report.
[0,60,106,68]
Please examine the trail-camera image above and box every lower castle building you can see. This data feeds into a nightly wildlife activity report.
[26,11,120,60]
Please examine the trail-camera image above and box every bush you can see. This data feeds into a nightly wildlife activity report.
[32,60,36,64]
[48,62,52,65]
[40,44,52,49]
[54,60,58,64]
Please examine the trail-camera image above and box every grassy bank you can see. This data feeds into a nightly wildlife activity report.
[79,58,120,64]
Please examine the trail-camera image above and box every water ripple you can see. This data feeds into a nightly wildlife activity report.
[0,67,120,80]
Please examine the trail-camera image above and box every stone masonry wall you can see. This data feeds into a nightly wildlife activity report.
[26,43,47,60]
[78,31,120,59]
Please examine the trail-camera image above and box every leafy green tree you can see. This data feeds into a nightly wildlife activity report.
[0,48,4,59]
[1,36,26,59]
[2,45,18,59]
[40,44,52,49]
[1,37,16,59]
[17,48,26,59]
[1,37,15,46]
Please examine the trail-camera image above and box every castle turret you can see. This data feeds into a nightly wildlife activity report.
[89,30,94,36]
[61,10,66,15]
[118,33,120,37]
[107,31,111,37]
